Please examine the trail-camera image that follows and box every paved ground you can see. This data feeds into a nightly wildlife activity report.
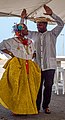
[0,92,65,120]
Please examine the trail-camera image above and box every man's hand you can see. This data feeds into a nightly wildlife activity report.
[43,4,53,16]
[21,9,27,18]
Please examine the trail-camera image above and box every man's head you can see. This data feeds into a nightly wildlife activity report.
[37,22,48,33]
[13,23,28,37]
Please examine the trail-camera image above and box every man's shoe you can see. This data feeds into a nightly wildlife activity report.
[44,108,51,114]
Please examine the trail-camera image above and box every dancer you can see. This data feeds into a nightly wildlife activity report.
[0,22,41,115]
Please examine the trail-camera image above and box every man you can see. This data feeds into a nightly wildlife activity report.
[21,4,64,114]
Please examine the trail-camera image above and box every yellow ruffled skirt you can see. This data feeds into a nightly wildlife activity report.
[0,57,41,114]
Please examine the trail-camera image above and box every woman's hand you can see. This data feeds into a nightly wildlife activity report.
[1,49,14,57]
[21,9,27,19]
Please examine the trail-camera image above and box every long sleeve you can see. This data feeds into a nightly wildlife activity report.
[51,13,64,37]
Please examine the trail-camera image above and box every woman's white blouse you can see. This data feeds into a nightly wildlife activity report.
[0,37,35,60]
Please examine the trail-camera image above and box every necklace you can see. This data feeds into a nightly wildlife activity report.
[15,37,32,55]
[18,37,29,46]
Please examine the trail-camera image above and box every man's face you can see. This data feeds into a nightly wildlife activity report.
[37,22,47,33]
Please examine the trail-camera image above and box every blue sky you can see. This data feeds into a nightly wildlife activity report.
[0,17,65,56]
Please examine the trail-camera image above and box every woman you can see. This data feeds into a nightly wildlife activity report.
[0,22,41,115]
